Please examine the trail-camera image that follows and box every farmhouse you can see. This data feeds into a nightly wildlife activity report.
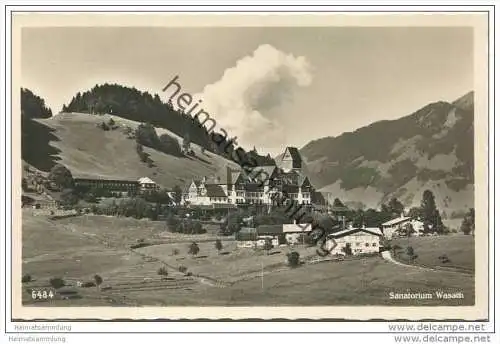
[324,227,382,256]
[256,225,284,247]
[381,216,425,238]
[283,223,312,245]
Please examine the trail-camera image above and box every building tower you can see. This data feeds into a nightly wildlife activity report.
[277,146,303,173]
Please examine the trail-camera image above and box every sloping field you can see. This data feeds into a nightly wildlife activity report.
[392,235,475,273]
[34,113,239,187]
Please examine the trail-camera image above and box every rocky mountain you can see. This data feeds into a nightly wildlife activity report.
[300,92,474,217]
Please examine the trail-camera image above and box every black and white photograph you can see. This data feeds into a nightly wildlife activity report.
[6,9,492,329]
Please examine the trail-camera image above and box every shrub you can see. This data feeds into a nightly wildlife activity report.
[22,274,32,283]
[188,242,200,256]
[159,133,182,156]
[287,251,300,268]
[263,238,273,255]
[157,266,168,276]
[94,274,103,288]
[99,121,110,131]
[172,248,179,256]
[178,265,187,273]
[49,277,65,289]
[215,239,223,253]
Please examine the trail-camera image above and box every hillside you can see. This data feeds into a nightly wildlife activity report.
[301,92,474,215]
[25,112,240,188]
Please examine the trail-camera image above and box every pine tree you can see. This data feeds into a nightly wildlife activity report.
[420,190,444,233]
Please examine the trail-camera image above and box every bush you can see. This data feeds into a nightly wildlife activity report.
[22,274,32,283]
[159,133,182,156]
[49,277,65,289]
[94,274,103,287]
[99,121,110,131]
[157,266,168,276]
[188,242,200,256]
[178,265,187,273]
[215,239,223,253]
[287,251,300,268]
[172,248,179,256]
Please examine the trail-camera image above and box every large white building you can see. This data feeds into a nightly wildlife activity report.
[181,147,315,208]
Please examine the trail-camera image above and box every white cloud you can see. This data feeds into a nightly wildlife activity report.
[194,44,313,151]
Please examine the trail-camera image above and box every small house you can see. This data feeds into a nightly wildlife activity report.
[256,224,283,247]
[282,223,312,245]
[382,216,425,238]
[138,177,160,193]
[324,227,382,256]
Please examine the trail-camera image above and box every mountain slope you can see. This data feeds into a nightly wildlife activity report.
[27,113,240,188]
[301,92,474,214]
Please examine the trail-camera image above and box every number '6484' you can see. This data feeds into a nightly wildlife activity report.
[31,289,55,300]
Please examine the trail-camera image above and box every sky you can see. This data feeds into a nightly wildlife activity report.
[21,26,473,156]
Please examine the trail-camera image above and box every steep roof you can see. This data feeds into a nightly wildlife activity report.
[138,177,156,184]
[205,184,227,198]
[382,216,411,226]
[328,227,382,239]
[283,147,302,166]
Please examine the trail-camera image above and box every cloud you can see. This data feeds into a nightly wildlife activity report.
[194,44,312,151]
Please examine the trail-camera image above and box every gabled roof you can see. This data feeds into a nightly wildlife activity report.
[298,174,311,187]
[256,224,283,235]
[205,184,227,198]
[382,216,411,226]
[282,147,302,166]
[328,227,382,239]
[138,177,156,184]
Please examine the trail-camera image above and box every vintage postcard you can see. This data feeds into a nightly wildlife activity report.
[10,11,490,322]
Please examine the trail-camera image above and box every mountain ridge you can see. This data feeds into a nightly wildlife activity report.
[300,91,474,214]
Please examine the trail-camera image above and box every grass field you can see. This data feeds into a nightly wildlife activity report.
[392,235,474,273]
[33,113,240,187]
[22,212,475,307]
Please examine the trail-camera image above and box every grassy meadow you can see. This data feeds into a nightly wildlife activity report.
[22,211,475,307]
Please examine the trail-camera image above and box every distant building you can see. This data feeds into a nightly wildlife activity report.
[73,176,160,196]
[138,177,160,193]
[235,223,312,248]
[74,177,139,195]
[276,146,302,173]
[181,146,315,208]
[381,216,425,238]
[256,224,283,247]
[235,227,258,248]
[283,223,312,245]
[324,227,382,256]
